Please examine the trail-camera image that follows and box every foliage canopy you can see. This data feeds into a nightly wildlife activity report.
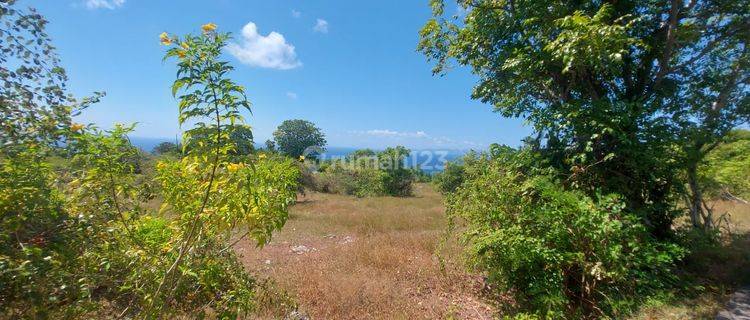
[420,0,749,235]
[273,119,327,158]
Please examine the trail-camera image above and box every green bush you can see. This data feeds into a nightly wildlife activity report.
[447,148,684,318]
[412,168,432,183]
[0,150,85,317]
[378,146,414,196]
[432,161,465,194]
[313,164,386,197]
[699,129,750,201]
[152,142,181,156]
[1,18,301,317]
[304,147,415,197]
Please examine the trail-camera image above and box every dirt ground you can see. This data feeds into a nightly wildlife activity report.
[234,183,498,319]
[234,184,750,319]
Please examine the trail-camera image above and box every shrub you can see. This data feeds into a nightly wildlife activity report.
[304,147,415,197]
[447,148,684,318]
[432,161,465,194]
[312,163,386,197]
[1,19,301,318]
[378,146,414,196]
[411,168,432,183]
[699,129,750,201]
[0,150,84,317]
[152,142,181,155]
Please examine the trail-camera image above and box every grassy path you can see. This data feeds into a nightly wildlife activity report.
[234,184,496,319]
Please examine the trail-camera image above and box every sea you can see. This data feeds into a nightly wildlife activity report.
[130,137,469,173]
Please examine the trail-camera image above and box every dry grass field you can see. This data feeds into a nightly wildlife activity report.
[235,183,498,319]
[234,183,750,319]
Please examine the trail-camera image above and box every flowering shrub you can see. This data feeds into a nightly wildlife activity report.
[0,12,298,317]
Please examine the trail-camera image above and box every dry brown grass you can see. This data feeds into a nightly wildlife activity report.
[234,184,750,319]
[235,183,497,319]
[712,200,750,233]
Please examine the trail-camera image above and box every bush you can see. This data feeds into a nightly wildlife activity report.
[313,163,386,197]
[411,168,432,183]
[699,129,750,201]
[378,146,414,196]
[0,150,85,317]
[1,20,301,318]
[433,161,465,194]
[152,142,181,155]
[303,147,415,197]
[447,148,684,318]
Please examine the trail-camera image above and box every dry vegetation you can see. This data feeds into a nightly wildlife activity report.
[629,200,750,320]
[235,184,499,319]
[231,182,750,319]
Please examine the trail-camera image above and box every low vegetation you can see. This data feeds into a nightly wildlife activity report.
[238,184,497,319]
[304,146,416,197]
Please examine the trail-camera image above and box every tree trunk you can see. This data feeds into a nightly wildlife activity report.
[687,162,705,229]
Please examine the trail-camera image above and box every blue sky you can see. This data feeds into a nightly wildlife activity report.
[29,0,530,150]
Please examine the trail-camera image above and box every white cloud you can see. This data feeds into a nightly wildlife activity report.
[313,19,329,33]
[226,22,302,70]
[286,92,298,99]
[351,129,479,149]
[85,0,125,9]
[364,129,427,138]
[291,9,301,18]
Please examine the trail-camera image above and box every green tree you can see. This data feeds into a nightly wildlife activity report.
[419,0,749,235]
[273,119,327,158]
[264,139,276,152]
[184,124,255,157]
[377,146,414,196]
[228,124,255,155]
[153,141,181,155]
[0,0,101,151]
[347,148,377,168]
[348,148,376,160]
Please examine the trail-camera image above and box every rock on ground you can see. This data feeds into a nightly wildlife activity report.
[717,288,750,320]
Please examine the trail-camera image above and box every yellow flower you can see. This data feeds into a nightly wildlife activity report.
[70,123,84,132]
[159,32,172,46]
[227,162,246,172]
[180,42,189,50]
[258,153,267,159]
[177,50,186,58]
[156,162,166,170]
[298,155,305,161]
[201,23,217,33]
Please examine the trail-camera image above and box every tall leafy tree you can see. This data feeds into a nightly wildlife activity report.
[273,119,327,158]
[419,0,749,235]
[0,0,100,151]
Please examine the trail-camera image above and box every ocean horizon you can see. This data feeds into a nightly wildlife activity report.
[130,136,472,172]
